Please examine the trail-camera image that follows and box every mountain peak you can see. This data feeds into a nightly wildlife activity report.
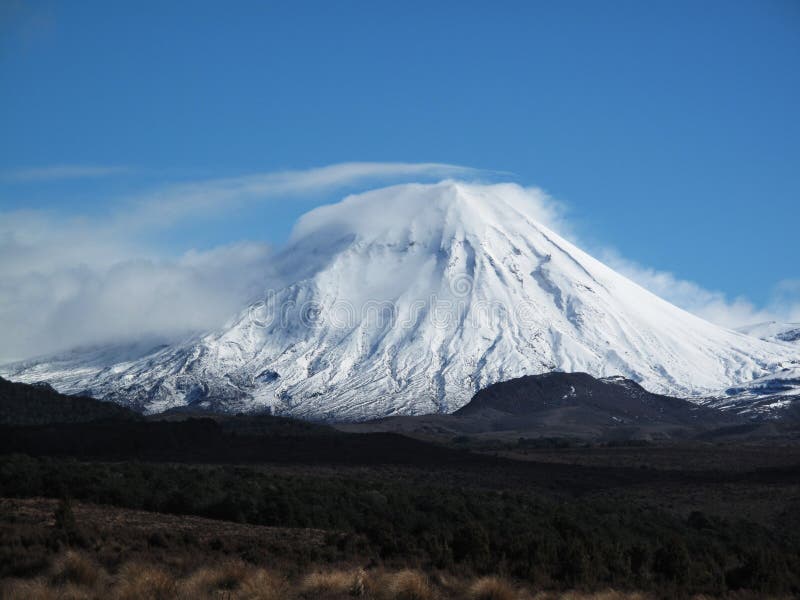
[2,182,796,419]
[289,181,552,249]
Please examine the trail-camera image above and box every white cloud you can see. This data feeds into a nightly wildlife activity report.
[1,165,132,182]
[121,162,481,230]
[0,162,795,362]
[0,207,274,360]
[602,250,800,330]
[41,243,273,353]
[0,162,477,362]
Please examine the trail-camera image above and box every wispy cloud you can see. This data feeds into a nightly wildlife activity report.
[602,250,800,330]
[121,162,482,229]
[0,162,795,362]
[0,225,273,362]
[0,161,481,361]
[1,165,132,182]
[0,208,277,362]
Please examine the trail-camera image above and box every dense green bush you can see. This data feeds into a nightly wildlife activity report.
[0,453,798,595]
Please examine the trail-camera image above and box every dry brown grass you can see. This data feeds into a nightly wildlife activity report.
[467,576,518,600]
[113,563,179,600]
[49,550,101,588]
[530,592,654,600]
[52,584,95,600]
[0,578,60,600]
[1,579,96,600]
[0,552,705,600]
[383,569,436,600]
[180,559,253,596]
[589,592,652,600]
[237,568,293,600]
[301,568,367,596]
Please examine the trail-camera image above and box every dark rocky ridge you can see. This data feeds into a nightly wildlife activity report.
[339,372,748,441]
[0,376,140,426]
[456,371,728,425]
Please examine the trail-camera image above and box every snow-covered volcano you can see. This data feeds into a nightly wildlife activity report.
[2,181,797,418]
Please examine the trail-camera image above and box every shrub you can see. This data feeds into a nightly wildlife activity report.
[452,524,491,565]
[653,540,690,585]
[53,497,79,545]
[559,539,593,586]
[147,531,168,548]
[2,454,799,595]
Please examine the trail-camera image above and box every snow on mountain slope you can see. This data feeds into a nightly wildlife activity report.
[702,322,800,420]
[703,366,800,421]
[2,181,797,419]
[738,321,800,345]
[0,340,177,399]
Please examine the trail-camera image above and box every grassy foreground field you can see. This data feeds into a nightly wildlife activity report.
[1,442,800,599]
[1,410,799,599]
[0,551,670,600]
[0,499,778,600]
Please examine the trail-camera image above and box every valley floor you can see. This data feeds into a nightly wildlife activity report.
[0,498,789,600]
[1,437,799,599]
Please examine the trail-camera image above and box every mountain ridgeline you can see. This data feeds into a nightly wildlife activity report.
[336,372,756,442]
[457,372,713,421]
[1,182,798,420]
[0,376,139,426]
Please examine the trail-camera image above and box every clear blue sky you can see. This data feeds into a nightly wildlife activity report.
[1,0,798,306]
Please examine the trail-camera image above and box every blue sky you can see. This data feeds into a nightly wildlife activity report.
[1,1,799,358]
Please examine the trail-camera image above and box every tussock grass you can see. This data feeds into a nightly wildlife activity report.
[181,559,252,595]
[0,551,739,600]
[113,563,178,600]
[1,578,60,600]
[531,592,655,600]
[587,592,652,600]
[384,569,436,600]
[51,584,95,600]
[301,568,367,596]
[237,568,292,600]
[49,551,100,587]
[467,576,518,600]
